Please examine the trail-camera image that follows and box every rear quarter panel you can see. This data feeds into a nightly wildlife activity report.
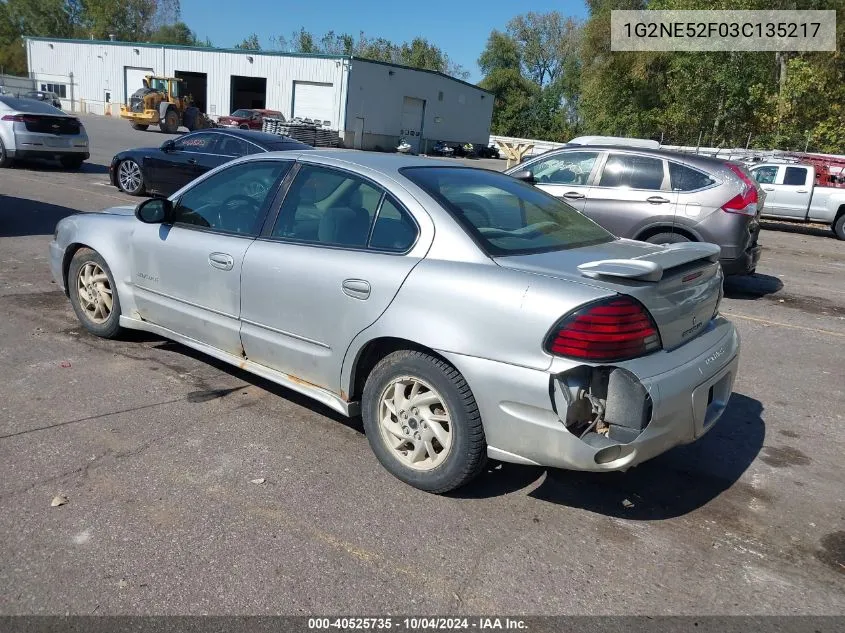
[808,187,845,222]
[340,259,615,392]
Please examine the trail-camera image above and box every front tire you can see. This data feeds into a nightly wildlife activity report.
[116,159,145,195]
[159,109,180,134]
[67,248,123,339]
[833,214,845,241]
[645,232,691,245]
[361,350,487,493]
[131,123,149,131]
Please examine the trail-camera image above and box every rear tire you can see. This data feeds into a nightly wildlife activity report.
[159,109,180,134]
[833,214,845,241]
[131,123,149,131]
[361,350,487,493]
[67,248,123,339]
[0,137,12,168]
[645,232,691,245]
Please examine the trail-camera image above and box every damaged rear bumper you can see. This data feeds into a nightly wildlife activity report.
[440,316,740,472]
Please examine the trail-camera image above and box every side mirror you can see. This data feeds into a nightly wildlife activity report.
[161,139,176,152]
[135,198,172,224]
[510,169,536,184]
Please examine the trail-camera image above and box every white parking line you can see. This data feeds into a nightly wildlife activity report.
[723,312,845,337]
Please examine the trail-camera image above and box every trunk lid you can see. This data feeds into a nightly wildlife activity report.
[495,239,723,351]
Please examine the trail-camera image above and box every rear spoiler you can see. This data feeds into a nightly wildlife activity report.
[577,242,721,282]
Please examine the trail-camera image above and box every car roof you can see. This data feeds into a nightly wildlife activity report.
[259,148,478,175]
[0,96,64,114]
[522,144,731,170]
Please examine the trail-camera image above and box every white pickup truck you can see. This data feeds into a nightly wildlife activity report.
[749,163,845,240]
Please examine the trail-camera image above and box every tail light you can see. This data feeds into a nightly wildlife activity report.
[1,114,37,123]
[722,163,758,216]
[545,296,662,362]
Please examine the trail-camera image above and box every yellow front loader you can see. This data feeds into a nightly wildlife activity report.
[120,76,214,133]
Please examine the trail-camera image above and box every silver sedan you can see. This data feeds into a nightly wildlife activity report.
[49,150,740,493]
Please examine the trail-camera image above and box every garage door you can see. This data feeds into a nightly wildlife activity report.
[292,81,335,127]
[124,66,154,104]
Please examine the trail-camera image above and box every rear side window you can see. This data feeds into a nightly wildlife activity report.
[598,154,665,190]
[751,166,778,184]
[174,133,216,153]
[784,167,808,186]
[669,162,716,191]
[370,196,417,252]
[402,166,613,256]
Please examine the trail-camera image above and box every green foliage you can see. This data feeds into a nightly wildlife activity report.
[234,33,261,51]
[0,0,208,74]
[273,28,469,79]
[485,4,845,153]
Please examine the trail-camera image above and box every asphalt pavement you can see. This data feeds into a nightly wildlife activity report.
[0,114,843,615]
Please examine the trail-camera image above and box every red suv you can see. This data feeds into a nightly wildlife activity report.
[217,109,283,130]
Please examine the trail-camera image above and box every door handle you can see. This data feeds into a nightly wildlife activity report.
[187,158,197,165]
[796,189,808,193]
[563,191,585,199]
[762,186,775,191]
[646,196,670,204]
[208,252,234,271]
[342,278,371,300]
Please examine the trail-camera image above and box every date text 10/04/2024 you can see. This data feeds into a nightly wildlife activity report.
[308,618,528,630]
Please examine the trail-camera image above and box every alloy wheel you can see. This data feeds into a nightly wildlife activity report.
[76,261,113,324]
[377,377,452,471]
[118,160,142,193]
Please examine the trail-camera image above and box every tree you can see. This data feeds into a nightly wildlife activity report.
[271,28,467,78]
[234,33,260,50]
[149,21,204,46]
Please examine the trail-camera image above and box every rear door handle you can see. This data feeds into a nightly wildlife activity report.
[647,196,670,204]
[208,252,234,271]
[796,189,808,193]
[762,186,775,191]
[342,278,371,300]
[563,191,585,199]
[187,158,197,165]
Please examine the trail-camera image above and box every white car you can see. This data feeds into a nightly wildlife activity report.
[0,96,89,169]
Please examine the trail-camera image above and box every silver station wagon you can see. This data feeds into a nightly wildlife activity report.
[50,150,740,493]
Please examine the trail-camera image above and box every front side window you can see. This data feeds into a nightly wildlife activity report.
[784,167,808,186]
[528,151,599,186]
[598,153,665,190]
[751,166,778,184]
[172,160,291,235]
[402,167,613,256]
[174,133,217,153]
[272,165,383,248]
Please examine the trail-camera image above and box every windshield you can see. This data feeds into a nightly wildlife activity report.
[402,167,614,256]
[231,109,253,118]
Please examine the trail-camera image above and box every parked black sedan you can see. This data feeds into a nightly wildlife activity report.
[110,128,312,197]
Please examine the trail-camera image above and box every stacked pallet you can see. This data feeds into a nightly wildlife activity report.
[262,117,341,148]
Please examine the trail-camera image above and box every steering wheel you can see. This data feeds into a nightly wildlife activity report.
[218,194,260,233]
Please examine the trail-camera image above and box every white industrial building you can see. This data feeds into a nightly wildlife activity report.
[25,37,494,151]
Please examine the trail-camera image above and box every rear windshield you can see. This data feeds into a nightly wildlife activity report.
[0,96,63,114]
[402,166,614,256]
[265,140,313,151]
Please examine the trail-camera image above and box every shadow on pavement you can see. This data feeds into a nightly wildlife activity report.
[761,220,834,240]
[0,194,79,237]
[455,393,765,520]
[723,272,784,299]
[154,340,364,434]
[10,159,109,174]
